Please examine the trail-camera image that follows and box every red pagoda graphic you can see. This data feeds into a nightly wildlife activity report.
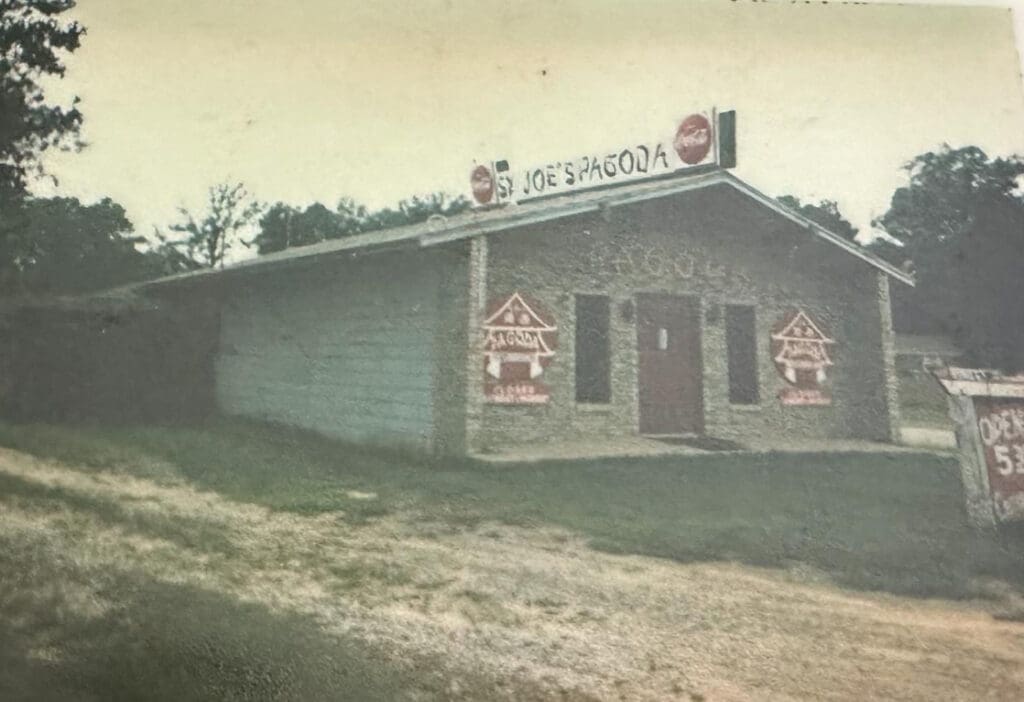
[770,309,835,406]
[483,292,558,404]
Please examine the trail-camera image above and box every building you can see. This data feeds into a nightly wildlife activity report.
[135,118,911,455]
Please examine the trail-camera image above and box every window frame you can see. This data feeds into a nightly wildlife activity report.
[724,303,760,407]
[574,293,612,405]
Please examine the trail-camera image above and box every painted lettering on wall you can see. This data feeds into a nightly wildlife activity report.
[483,292,558,405]
[770,309,835,406]
[975,398,1024,521]
[590,239,730,281]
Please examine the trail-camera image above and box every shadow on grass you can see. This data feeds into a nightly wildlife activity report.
[0,472,239,557]
[1,417,1023,600]
[478,451,1024,599]
[0,531,576,702]
[0,535,406,701]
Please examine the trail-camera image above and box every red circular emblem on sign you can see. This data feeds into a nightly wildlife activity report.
[470,165,495,204]
[673,114,713,165]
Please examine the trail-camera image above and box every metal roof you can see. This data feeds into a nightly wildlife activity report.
[136,167,914,290]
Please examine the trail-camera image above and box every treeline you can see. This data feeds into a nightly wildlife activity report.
[783,146,1024,372]
[0,197,172,296]
[0,189,470,297]
[158,185,472,271]
[3,3,1021,370]
[1,146,1021,372]
[252,192,471,255]
[1,1,478,293]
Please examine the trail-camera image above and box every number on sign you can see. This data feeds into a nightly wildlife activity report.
[995,445,1014,476]
[1014,444,1024,474]
[993,443,1024,476]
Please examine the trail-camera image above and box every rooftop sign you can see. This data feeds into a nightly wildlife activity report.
[470,109,736,207]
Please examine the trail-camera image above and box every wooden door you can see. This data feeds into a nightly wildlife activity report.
[636,294,704,435]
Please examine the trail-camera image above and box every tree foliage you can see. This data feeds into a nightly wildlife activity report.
[776,195,859,243]
[363,192,470,231]
[874,145,1024,372]
[145,226,205,277]
[252,192,470,256]
[0,196,163,295]
[945,196,1024,372]
[166,182,262,268]
[253,200,366,255]
[873,146,1024,267]
[0,0,84,201]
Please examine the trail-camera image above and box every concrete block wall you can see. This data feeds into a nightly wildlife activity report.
[216,249,453,451]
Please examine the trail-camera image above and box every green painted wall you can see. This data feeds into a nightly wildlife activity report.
[216,249,455,450]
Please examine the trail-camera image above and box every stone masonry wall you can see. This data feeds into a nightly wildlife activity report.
[476,184,900,451]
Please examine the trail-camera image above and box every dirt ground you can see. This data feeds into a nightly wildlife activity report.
[2,446,1024,701]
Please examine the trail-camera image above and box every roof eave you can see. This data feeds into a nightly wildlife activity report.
[717,172,915,287]
[416,170,730,248]
[130,167,913,291]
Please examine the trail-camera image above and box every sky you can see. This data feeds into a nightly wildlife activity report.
[35,0,1024,250]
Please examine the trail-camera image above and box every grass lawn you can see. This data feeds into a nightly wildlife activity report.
[4,417,1024,700]
[1,417,1020,599]
[0,533,421,702]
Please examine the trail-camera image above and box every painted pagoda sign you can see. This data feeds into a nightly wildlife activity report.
[483,292,558,404]
[770,309,836,406]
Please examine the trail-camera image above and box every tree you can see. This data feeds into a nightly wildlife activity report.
[874,146,1024,268]
[252,203,302,255]
[252,192,470,256]
[0,0,84,202]
[334,196,368,234]
[776,195,859,243]
[167,182,262,268]
[946,195,1024,372]
[363,192,471,231]
[874,145,1024,371]
[862,235,907,269]
[0,196,162,295]
[253,200,367,255]
[145,226,204,277]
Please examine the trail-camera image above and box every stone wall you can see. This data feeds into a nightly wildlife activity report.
[477,183,900,450]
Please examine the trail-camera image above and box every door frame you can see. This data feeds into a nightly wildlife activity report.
[635,292,705,436]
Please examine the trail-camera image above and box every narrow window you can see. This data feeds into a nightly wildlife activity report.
[725,304,759,405]
[575,294,611,403]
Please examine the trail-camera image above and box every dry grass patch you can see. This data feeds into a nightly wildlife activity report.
[3,420,1024,699]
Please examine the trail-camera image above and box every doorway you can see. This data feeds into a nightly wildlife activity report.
[636,294,704,435]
